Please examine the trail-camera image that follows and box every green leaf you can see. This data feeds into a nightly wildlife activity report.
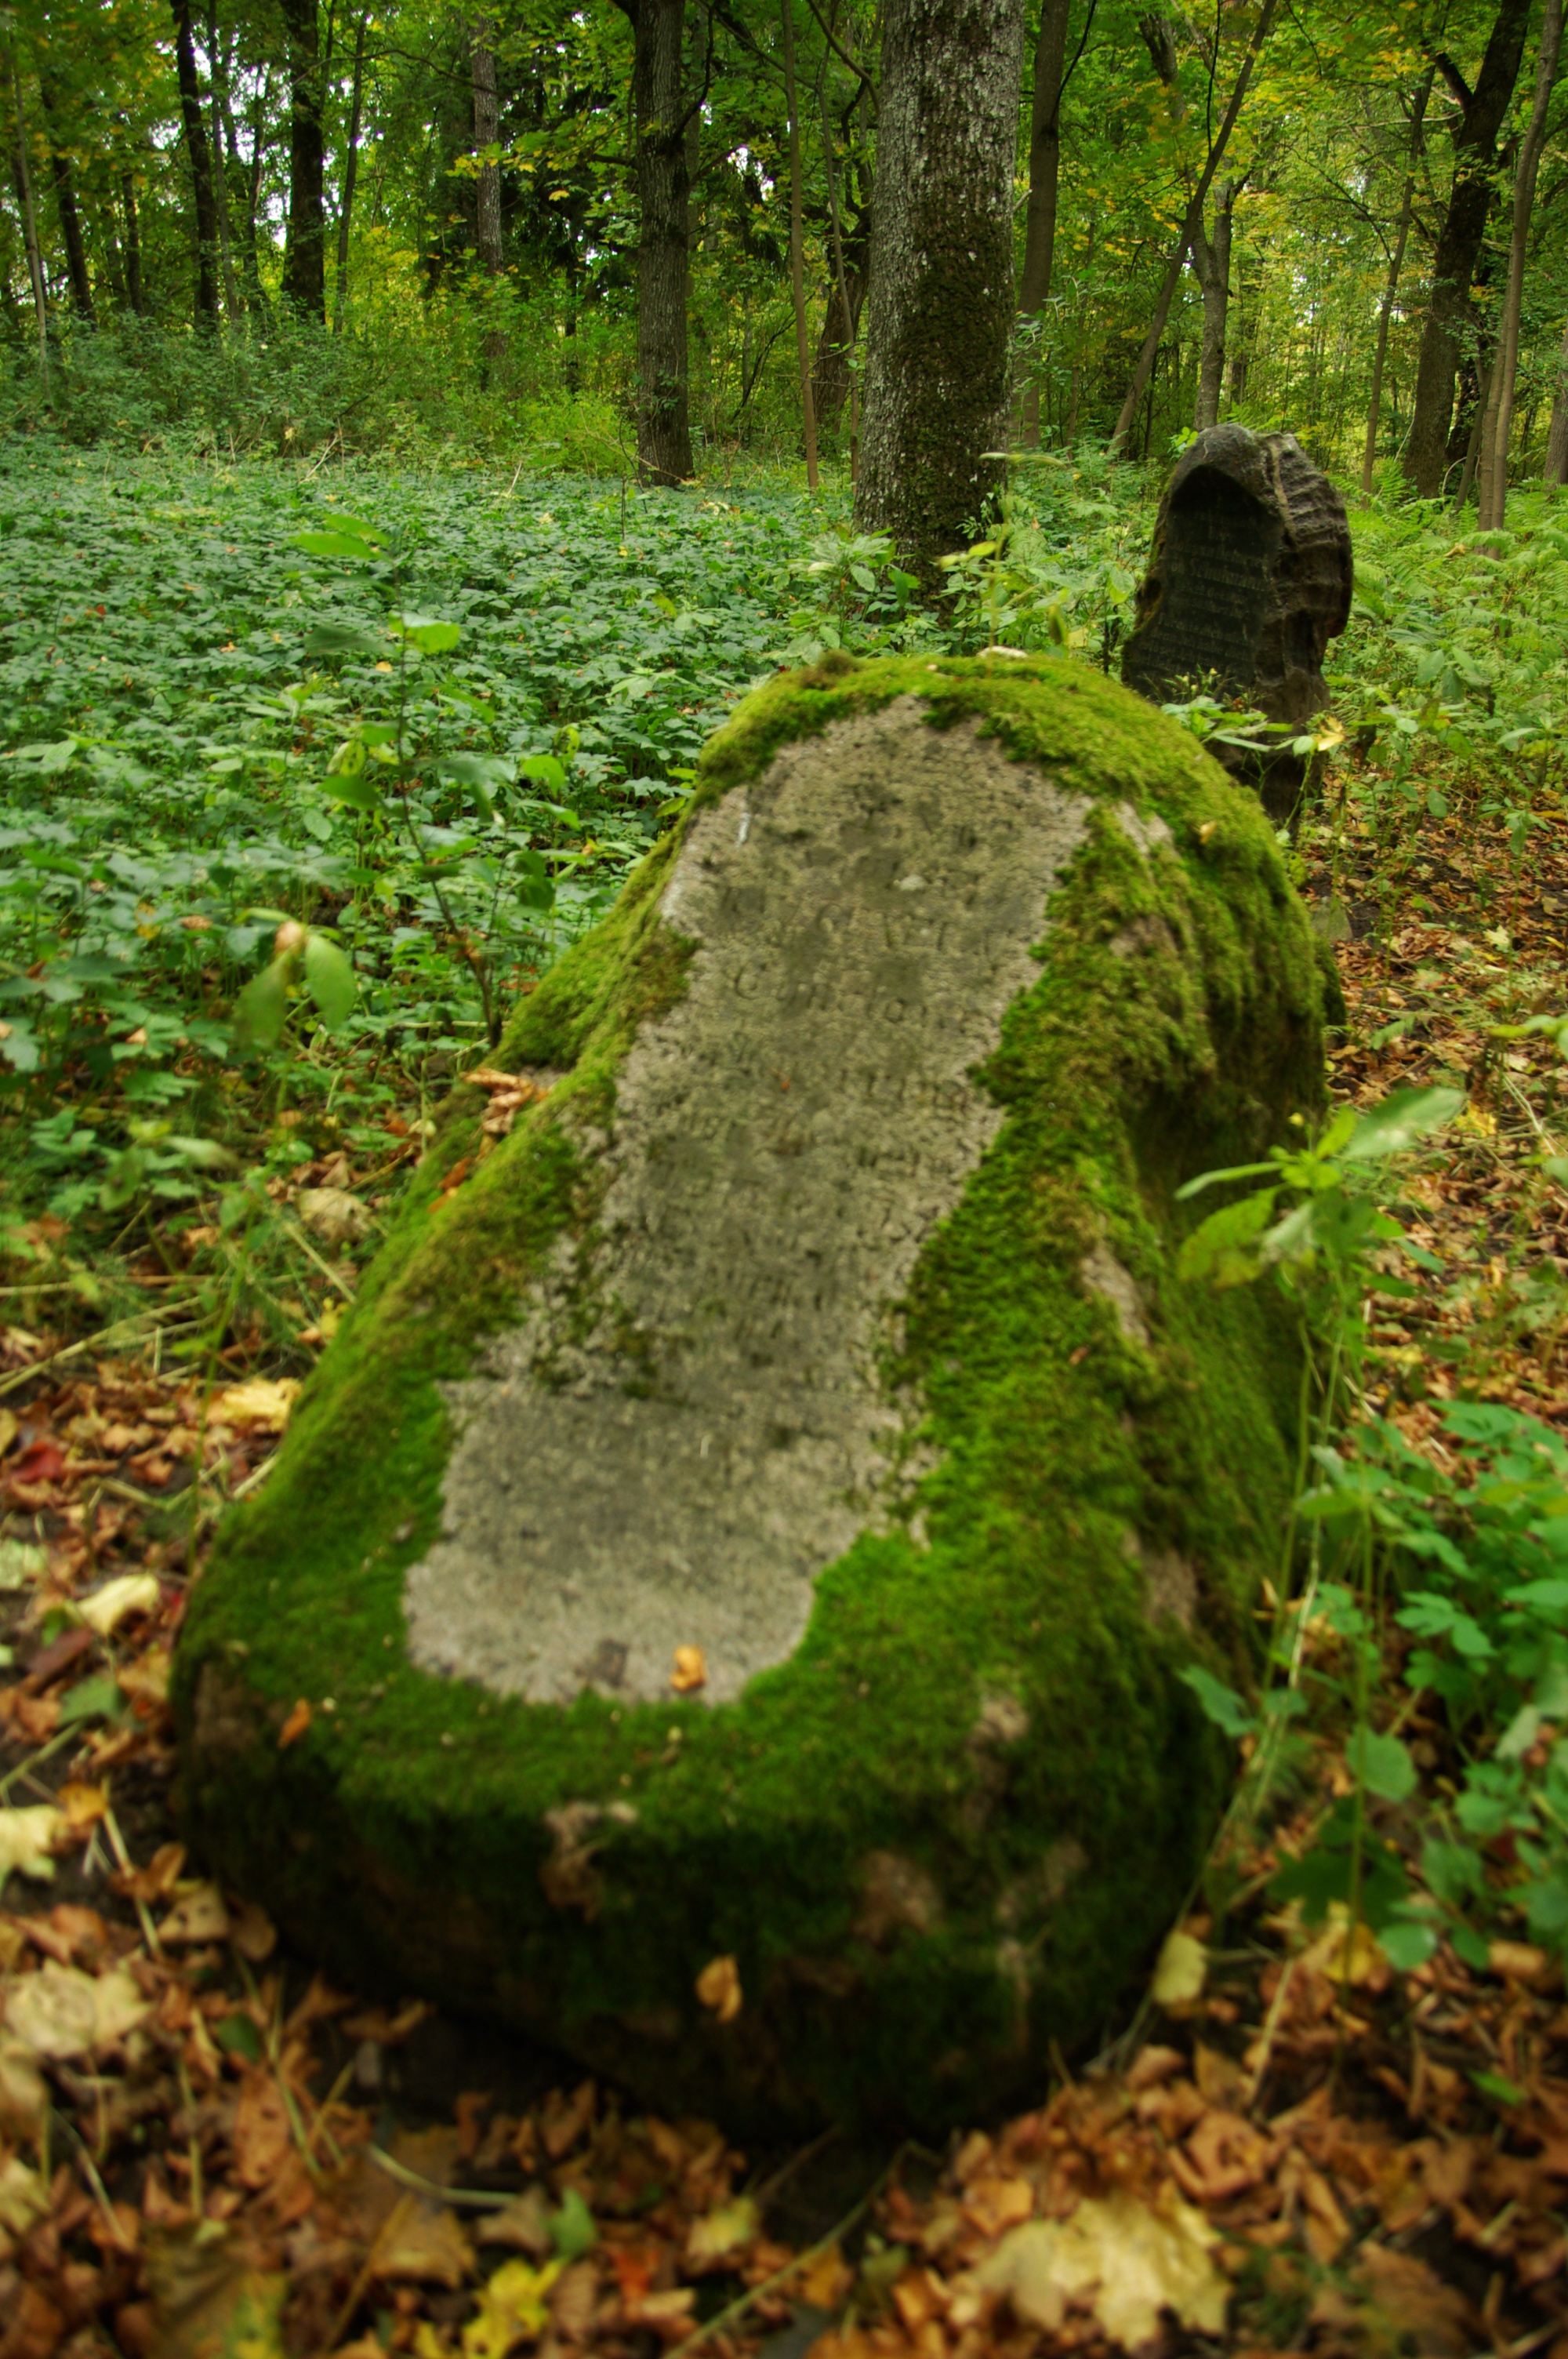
[57,1672,127,1728]
[1344,1086,1465,1162]
[294,532,385,561]
[233,958,292,1049]
[304,621,383,659]
[392,611,462,654]
[215,2012,265,2063]
[303,934,356,1032]
[550,2187,596,2259]
[1177,1665,1255,1739]
[520,754,568,793]
[324,773,382,812]
[1472,2070,1526,2109]
[1345,1725,1417,1802]
[1377,1917,1438,1971]
[1177,1187,1276,1285]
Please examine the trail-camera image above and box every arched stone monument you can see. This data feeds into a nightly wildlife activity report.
[1122,425,1353,825]
[176,652,1328,2132]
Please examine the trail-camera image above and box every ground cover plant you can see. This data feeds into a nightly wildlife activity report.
[9,428,1568,2357]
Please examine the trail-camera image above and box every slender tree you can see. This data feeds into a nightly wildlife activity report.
[780,0,818,486]
[855,0,1027,584]
[1363,71,1433,500]
[1403,0,1532,498]
[279,0,326,318]
[471,15,503,274]
[1544,312,1568,483]
[1189,180,1236,431]
[36,78,95,321]
[1110,0,1278,453]
[122,172,146,314]
[611,0,696,483]
[170,0,222,322]
[207,2,242,317]
[334,14,368,333]
[1478,0,1562,527]
[7,38,48,373]
[1017,0,1074,445]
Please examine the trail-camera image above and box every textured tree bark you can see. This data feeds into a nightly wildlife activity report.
[1362,72,1432,500]
[1110,0,1276,453]
[1477,0,1561,529]
[1189,181,1233,432]
[1017,0,1073,445]
[34,75,95,322]
[1403,0,1531,498]
[333,16,368,333]
[1544,313,1568,484]
[613,0,693,484]
[472,18,503,272]
[855,0,1026,587]
[170,0,221,323]
[279,0,326,320]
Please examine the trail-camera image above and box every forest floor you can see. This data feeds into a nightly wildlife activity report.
[3,796,1568,2359]
[5,440,1568,2359]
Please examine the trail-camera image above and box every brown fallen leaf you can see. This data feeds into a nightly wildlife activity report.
[158,1882,231,1944]
[368,2192,474,2288]
[278,1697,312,1750]
[670,1644,707,1692]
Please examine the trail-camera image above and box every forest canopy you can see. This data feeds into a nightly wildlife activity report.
[2,0,1566,504]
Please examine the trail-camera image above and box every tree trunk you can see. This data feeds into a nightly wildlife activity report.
[208,2,241,317]
[279,0,326,319]
[1189,179,1233,431]
[855,0,1027,587]
[36,78,95,322]
[1362,71,1432,500]
[8,43,48,373]
[1111,0,1277,453]
[122,173,146,313]
[614,0,693,484]
[1017,0,1072,445]
[334,15,367,333]
[811,102,866,439]
[471,18,503,272]
[780,0,818,487]
[1544,310,1568,483]
[170,0,221,322]
[1478,0,1562,528]
[230,69,271,318]
[1403,0,1532,497]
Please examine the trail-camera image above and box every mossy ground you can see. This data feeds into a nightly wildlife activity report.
[175,653,1326,2132]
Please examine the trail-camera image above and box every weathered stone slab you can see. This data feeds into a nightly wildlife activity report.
[1121,425,1352,823]
[176,654,1329,2135]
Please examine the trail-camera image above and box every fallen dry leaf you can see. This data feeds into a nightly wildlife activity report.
[212,1378,301,1432]
[277,1696,312,1749]
[1152,1926,1207,2008]
[971,2191,1229,2349]
[670,1644,707,1692]
[77,1569,162,1635]
[695,1954,742,2023]
[158,1881,231,1944]
[462,2255,562,2357]
[687,2194,759,2266]
[296,1186,372,1248]
[0,1803,69,1892]
[4,1959,151,2057]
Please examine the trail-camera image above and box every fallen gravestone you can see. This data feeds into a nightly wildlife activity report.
[177,653,1329,2132]
[1121,424,1353,824]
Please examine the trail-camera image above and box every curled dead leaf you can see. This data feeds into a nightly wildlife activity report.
[670,1644,707,1693]
[278,1698,312,1750]
[695,1954,742,2024]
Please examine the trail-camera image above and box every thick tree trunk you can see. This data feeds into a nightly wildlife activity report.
[1478,0,1562,528]
[614,0,693,483]
[1544,311,1568,483]
[855,0,1027,587]
[1403,0,1532,497]
[170,0,221,322]
[471,19,503,272]
[122,173,146,314]
[1110,0,1277,453]
[1018,0,1072,445]
[279,0,326,319]
[1189,180,1233,431]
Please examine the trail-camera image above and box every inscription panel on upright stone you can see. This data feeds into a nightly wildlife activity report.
[404,697,1095,1703]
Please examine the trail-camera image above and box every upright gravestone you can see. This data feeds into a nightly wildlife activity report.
[176,653,1327,2133]
[1121,425,1353,825]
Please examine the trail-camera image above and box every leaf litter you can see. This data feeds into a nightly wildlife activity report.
[9,800,1568,2354]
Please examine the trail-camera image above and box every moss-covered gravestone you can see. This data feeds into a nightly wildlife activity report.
[176,654,1327,2132]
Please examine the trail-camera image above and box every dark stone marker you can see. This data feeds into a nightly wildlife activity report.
[1121,425,1352,823]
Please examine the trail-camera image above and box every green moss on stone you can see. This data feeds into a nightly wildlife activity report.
[176,655,1325,2133]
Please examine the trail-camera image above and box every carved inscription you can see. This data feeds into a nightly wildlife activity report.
[404,698,1097,1703]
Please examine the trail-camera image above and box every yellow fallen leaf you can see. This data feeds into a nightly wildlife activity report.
[671,1644,707,1692]
[296,1187,372,1249]
[78,1570,162,1635]
[1301,1901,1385,1988]
[975,2191,1228,2349]
[695,1953,742,2023]
[370,2195,474,2288]
[1152,1926,1207,2008]
[0,1804,69,1891]
[687,2194,760,2265]
[160,1882,232,1945]
[212,1379,301,1431]
[57,1781,109,1831]
[0,2153,49,2237]
[463,2257,563,2358]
